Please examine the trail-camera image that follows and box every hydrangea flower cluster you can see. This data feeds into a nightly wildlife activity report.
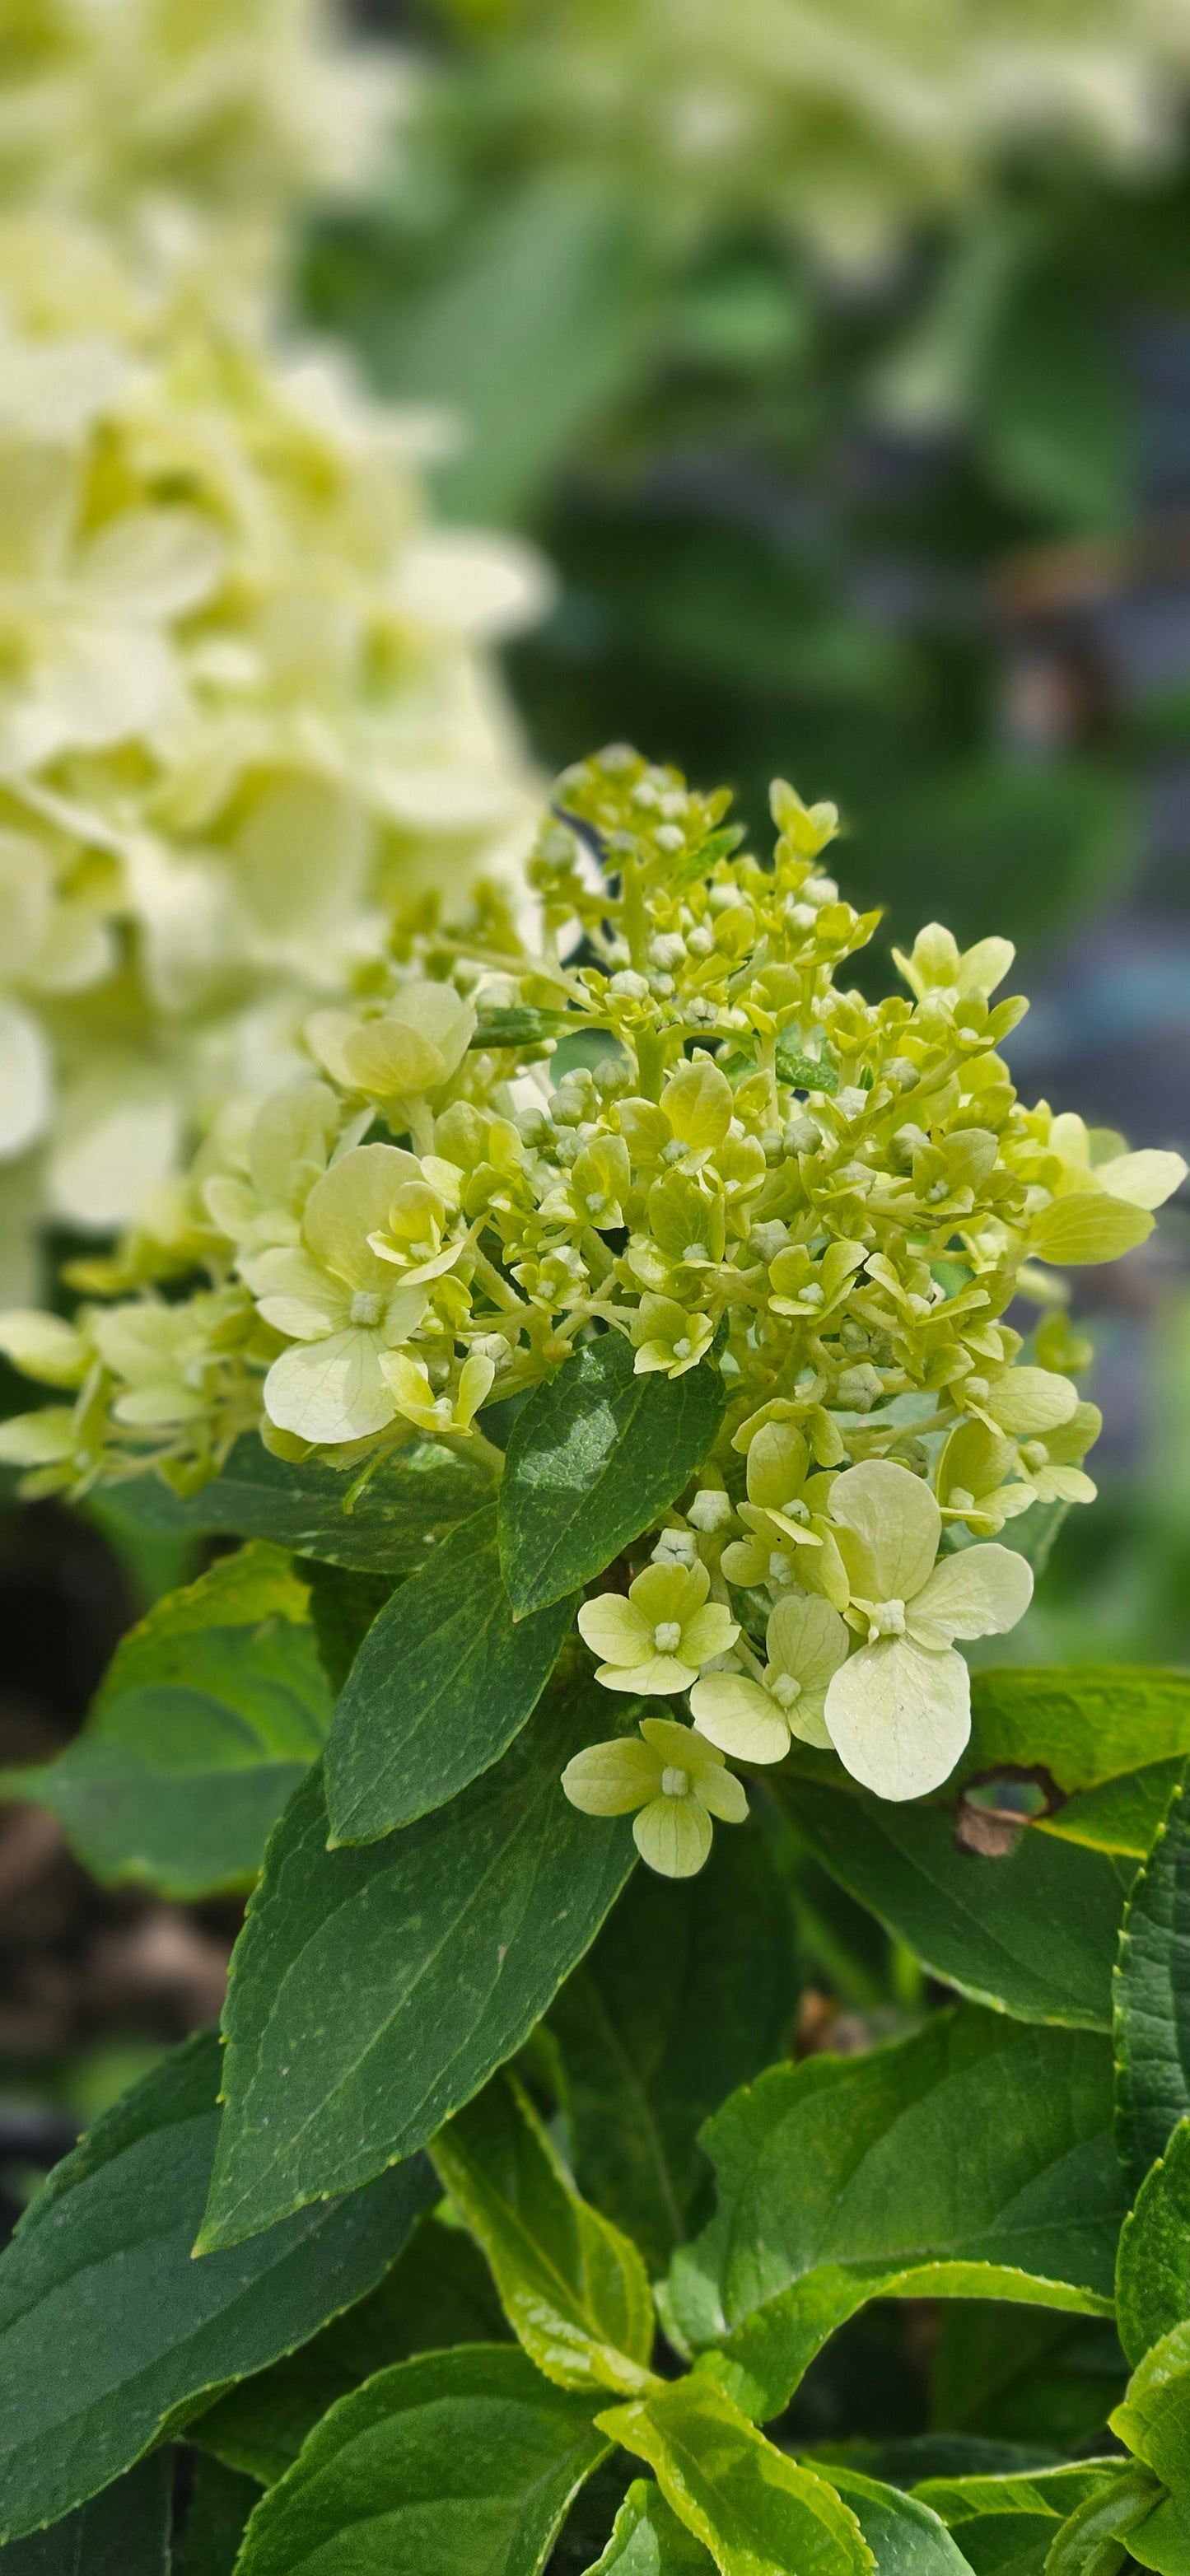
[434,0,1190,265]
[0,1,545,1292]
[2,747,1183,1857]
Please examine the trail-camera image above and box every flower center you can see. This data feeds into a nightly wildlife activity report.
[867,1598,906,1641]
[672,1337,692,1360]
[768,1672,801,1707]
[653,1621,683,1654]
[660,1766,690,1799]
[350,1290,383,1327]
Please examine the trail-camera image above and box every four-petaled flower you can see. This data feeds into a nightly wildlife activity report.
[245,1144,429,1445]
[821,1458,1034,1800]
[577,1561,738,1694]
[562,1715,748,1878]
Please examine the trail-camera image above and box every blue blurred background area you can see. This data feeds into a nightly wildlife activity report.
[320,0,1190,1663]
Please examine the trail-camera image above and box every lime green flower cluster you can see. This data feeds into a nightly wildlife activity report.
[0,3,545,1290]
[2,746,1183,1850]
[436,0,1190,264]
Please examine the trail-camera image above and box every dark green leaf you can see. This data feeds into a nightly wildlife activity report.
[107,1436,494,1575]
[584,2480,714,2573]
[662,2009,1122,2424]
[1116,1772,1190,2198]
[790,1780,1129,2029]
[0,2032,434,2542]
[914,2460,1131,2576]
[1112,2319,1190,2486]
[981,273,1130,530]
[233,2345,609,2576]
[431,2073,655,2395]
[499,1333,723,1617]
[0,2457,172,2572]
[598,2376,872,2576]
[929,2303,1125,2450]
[1117,2120,1190,2367]
[199,1679,636,2249]
[174,2457,260,2576]
[302,1562,397,1696]
[326,1504,576,1843]
[1,1547,329,1897]
[549,1828,797,2274]
[193,2214,508,2486]
[964,1670,1190,1804]
[813,2465,973,2574]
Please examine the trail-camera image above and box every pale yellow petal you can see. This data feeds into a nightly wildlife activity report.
[679,1603,740,1666]
[302,1145,418,1294]
[264,1328,395,1445]
[697,1765,749,1824]
[690,1674,789,1764]
[632,1796,713,1878]
[630,1558,710,1624]
[1030,1192,1153,1265]
[824,1636,971,1801]
[828,1458,940,1603]
[984,1367,1077,1438]
[1094,1149,1188,1211]
[577,1594,654,1668]
[561,1739,660,1817]
[908,1544,1034,1649]
[766,1590,851,1694]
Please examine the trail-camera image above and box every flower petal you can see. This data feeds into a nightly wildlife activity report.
[0,999,51,1158]
[630,1559,710,1625]
[690,1674,789,1764]
[263,1327,395,1444]
[828,1458,940,1603]
[242,1246,347,1340]
[595,1657,698,1695]
[576,1594,653,1668]
[908,1543,1034,1649]
[561,1738,660,1817]
[984,1367,1077,1438]
[632,1796,713,1878]
[697,1765,749,1824]
[679,1603,740,1667]
[824,1636,971,1801]
[303,1144,422,1295]
[1094,1149,1188,1211]
[766,1590,851,1695]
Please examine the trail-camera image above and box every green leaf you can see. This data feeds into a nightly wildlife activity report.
[193,2213,509,2486]
[1043,2466,1174,2576]
[914,2461,1132,2576]
[0,1546,329,1897]
[233,2345,608,2576]
[1118,2121,1190,2367]
[0,2456,172,2572]
[199,1678,636,2250]
[302,1562,397,1696]
[597,2375,872,2576]
[981,271,1131,531]
[1115,1773,1190,2198]
[174,2457,261,2576]
[431,2072,656,2396]
[812,2465,975,2574]
[964,1670,1190,1806]
[548,1828,798,2274]
[662,2009,1122,2424]
[584,2480,715,2573]
[1111,2317,1190,2487]
[0,2032,435,2542]
[326,1504,576,1842]
[789,1780,1129,2029]
[929,2303,1126,2450]
[498,1334,723,1617]
[107,1436,495,1574]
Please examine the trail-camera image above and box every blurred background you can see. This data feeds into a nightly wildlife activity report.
[1,0,1188,2288]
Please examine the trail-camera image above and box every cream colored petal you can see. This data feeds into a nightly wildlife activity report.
[631,1558,710,1624]
[828,1458,940,1603]
[697,1764,749,1823]
[985,1367,1077,1437]
[0,1309,87,1387]
[908,1543,1034,1649]
[306,1010,367,1090]
[640,1715,716,1765]
[824,1636,971,1801]
[577,1594,655,1668]
[80,509,224,619]
[1029,1192,1153,1265]
[0,1407,77,1466]
[956,936,1015,997]
[633,1796,713,1878]
[786,1690,834,1751]
[596,1656,698,1696]
[1094,1150,1188,1211]
[264,1327,395,1445]
[241,1246,347,1340]
[0,1000,51,1159]
[389,981,478,1080]
[766,1590,851,1694]
[35,618,174,751]
[561,1738,660,1817]
[302,1144,419,1294]
[679,1603,740,1666]
[690,1674,790,1764]
[343,1019,446,1098]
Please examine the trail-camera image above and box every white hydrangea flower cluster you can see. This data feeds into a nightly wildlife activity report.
[0,0,547,1292]
[436,0,1190,264]
[2,745,1181,1857]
